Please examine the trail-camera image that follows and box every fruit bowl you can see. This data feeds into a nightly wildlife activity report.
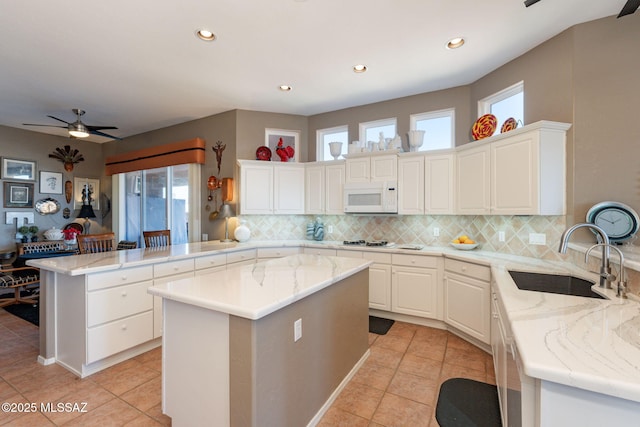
[450,243,480,250]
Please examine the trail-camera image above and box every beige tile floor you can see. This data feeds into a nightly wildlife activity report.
[0,308,494,426]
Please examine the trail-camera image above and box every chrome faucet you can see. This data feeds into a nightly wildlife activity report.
[558,223,613,288]
[586,244,627,298]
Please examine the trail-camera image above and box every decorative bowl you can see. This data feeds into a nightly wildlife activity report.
[44,227,64,241]
[450,243,480,250]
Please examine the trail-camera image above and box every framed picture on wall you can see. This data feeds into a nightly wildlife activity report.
[1,157,36,181]
[73,177,100,210]
[265,128,299,162]
[3,181,34,208]
[39,171,64,194]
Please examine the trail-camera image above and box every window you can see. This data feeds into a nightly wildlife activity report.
[409,108,455,151]
[316,125,348,161]
[478,81,524,134]
[359,118,397,148]
[115,164,200,247]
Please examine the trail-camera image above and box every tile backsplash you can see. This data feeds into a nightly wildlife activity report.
[232,214,568,261]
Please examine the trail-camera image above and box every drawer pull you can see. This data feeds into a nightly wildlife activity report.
[173,267,180,271]
[462,266,467,272]
[121,291,127,297]
[121,276,127,281]
[121,324,127,331]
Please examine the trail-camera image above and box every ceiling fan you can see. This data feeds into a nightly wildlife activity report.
[23,108,122,140]
[524,0,640,18]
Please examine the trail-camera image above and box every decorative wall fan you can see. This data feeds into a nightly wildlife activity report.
[23,108,122,140]
[525,0,639,18]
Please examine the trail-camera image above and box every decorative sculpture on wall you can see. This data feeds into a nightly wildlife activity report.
[212,140,226,175]
[49,145,85,171]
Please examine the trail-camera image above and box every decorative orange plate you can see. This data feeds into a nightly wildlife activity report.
[501,117,518,133]
[471,114,497,140]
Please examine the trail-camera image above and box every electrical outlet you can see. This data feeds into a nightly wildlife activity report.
[202,233,208,241]
[294,318,302,342]
[433,227,440,237]
[498,231,505,242]
[327,225,333,234]
[529,233,546,245]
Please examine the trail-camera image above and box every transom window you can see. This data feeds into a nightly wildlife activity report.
[316,125,348,161]
[409,108,455,151]
[478,81,524,134]
[358,117,397,147]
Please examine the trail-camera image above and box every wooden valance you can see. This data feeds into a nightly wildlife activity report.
[105,138,206,175]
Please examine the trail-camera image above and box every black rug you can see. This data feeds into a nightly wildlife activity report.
[1,292,39,326]
[436,378,502,427]
[369,316,394,335]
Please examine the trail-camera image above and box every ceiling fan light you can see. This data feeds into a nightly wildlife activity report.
[69,122,89,138]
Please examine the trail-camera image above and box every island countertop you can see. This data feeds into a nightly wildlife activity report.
[147,254,372,320]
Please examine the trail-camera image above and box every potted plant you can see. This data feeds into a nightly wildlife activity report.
[18,226,30,243]
[29,225,39,242]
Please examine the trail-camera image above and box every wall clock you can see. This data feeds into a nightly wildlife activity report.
[586,201,640,243]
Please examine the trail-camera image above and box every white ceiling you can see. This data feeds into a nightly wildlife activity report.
[0,0,626,143]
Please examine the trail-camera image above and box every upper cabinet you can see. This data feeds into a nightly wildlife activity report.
[345,151,398,183]
[305,160,345,215]
[238,160,305,215]
[457,121,570,216]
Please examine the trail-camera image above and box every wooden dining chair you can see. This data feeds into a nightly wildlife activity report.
[143,230,171,248]
[77,233,116,254]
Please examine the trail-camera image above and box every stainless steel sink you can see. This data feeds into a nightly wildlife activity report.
[508,270,605,299]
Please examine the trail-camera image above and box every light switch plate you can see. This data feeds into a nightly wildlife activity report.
[529,233,546,245]
[5,212,34,225]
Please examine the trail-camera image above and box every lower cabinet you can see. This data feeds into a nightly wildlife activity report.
[391,254,440,319]
[443,258,491,344]
[336,249,392,311]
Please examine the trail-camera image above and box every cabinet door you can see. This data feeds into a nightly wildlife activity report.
[325,162,345,214]
[391,265,438,318]
[240,163,273,214]
[444,272,490,344]
[274,165,305,214]
[425,153,455,214]
[491,133,539,215]
[305,164,325,214]
[398,155,425,215]
[371,154,398,182]
[369,263,392,311]
[345,157,370,182]
[456,145,490,214]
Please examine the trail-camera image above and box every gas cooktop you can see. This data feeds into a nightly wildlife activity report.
[343,240,389,247]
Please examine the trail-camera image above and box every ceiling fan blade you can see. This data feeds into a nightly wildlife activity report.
[618,0,640,17]
[86,125,119,131]
[90,129,122,140]
[46,115,71,125]
[22,123,67,129]
[524,0,541,7]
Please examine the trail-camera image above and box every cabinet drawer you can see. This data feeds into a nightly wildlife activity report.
[87,266,153,291]
[392,254,437,268]
[363,251,392,264]
[335,249,363,259]
[194,253,227,270]
[153,259,194,278]
[445,258,490,281]
[303,247,337,256]
[226,249,256,265]
[87,311,153,363]
[257,247,300,259]
[87,280,154,327]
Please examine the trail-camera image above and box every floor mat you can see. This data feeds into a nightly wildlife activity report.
[436,377,502,427]
[369,316,394,335]
[1,292,39,326]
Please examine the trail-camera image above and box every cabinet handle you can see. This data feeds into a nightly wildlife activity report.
[173,267,179,271]
[121,291,127,297]
[121,324,127,331]
[462,266,467,272]
[121,276,127,281]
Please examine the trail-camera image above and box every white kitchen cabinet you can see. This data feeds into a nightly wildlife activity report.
[336,249,392,311]
[491,122,568,215]
[305,161,345,215]
[257,247,301,260]
[226,248,257,267]
[238,160,305,215]
[456,143,491,215]
[345,152,397,183]
[194,253,227,276]
[425,152,455,214]
[303,247,337,256]
[152,271,193,339]
[398,153,424,215]
[444,258,491,344]
[391,254,440,319]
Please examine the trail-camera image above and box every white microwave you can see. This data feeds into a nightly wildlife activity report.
[343,181,398,214]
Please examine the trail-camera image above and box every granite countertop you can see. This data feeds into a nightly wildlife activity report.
[147,254,372,320]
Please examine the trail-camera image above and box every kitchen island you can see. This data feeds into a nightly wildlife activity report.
[148,254,371,427]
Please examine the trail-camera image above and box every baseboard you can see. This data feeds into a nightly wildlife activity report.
[306,349,370,427]
[37,355,56,366]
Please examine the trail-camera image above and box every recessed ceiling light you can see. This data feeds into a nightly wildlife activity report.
[279,85,292,91]
[353,64,367,73]
[446,37,465,49]
[196,29,216,41]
